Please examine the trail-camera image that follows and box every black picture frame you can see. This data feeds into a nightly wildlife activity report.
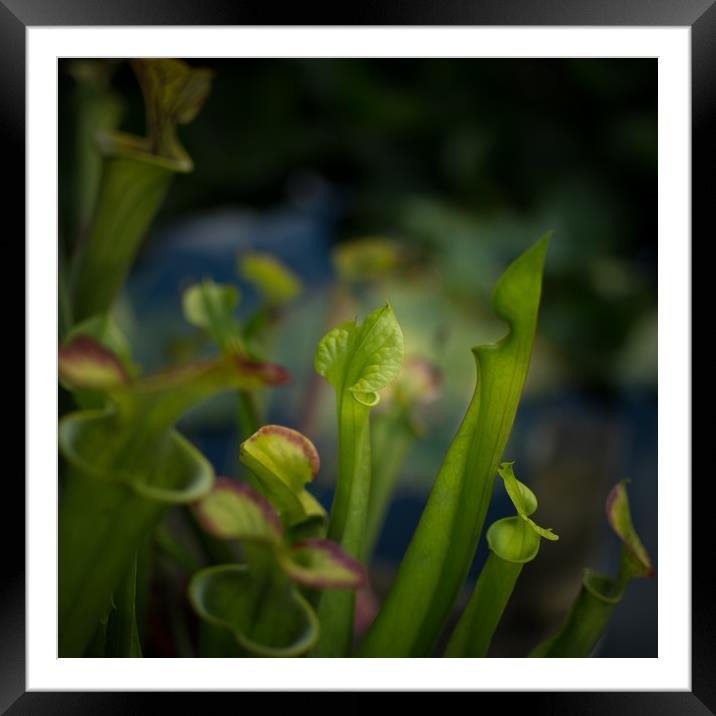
[5,1,706,713]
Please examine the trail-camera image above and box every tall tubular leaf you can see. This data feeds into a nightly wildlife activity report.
[444,463,557,657]
[58,337,288,656]
[530,480,654,657]
[356,235,550,657]
[310,304,404,656]
[66,60,124,243]
[72,59,212,321]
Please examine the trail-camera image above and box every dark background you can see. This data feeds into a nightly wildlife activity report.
[59,58,658,657]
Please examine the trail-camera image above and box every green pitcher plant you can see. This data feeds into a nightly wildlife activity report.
[58,333,289,656]
[58,203,653,658]
[71,59,213,321]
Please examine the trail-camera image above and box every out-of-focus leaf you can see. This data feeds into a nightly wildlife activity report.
[59,335,129,391]
[182,279,243,354]
[357,235,550,657]
[193,479,284,546]
[66,314,139,378]
[332,237,406,283]
[239,252,303,307]
[131,59,213,161]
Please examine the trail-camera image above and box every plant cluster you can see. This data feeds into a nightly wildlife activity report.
[58,59,654,658]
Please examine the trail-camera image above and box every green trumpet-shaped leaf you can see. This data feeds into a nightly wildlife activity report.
[239,425,324,527]
[59,336,290,465]
[182,279,243,354]
[238,252,303,307]
[279,538,367,590]
[193,478,284,546]
[444,464,558,658]
[58,337,288,656]
[529,480,654,658]
[356,235,550,657]
[189,563,319,657]
[72,59,212,321]
[311,304,404,657]
[59,427,214,656]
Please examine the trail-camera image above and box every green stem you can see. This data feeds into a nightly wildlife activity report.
[363,414,413,562]
[310,392,371,657]
[443,553,522,657]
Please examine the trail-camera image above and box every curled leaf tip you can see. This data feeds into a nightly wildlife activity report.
[239,425,324,525]
[497,461,559,541]
[282,538,368,589]
[246,425,320,480]
[606,480,654,578]
[59,335,129,390]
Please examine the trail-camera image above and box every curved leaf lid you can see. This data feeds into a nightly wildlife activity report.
[497,462,559,542]
[239,425,324,526]
[580,479,655,604]
[60,414,213,504]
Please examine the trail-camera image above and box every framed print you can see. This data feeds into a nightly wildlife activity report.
[5,0,706,712]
